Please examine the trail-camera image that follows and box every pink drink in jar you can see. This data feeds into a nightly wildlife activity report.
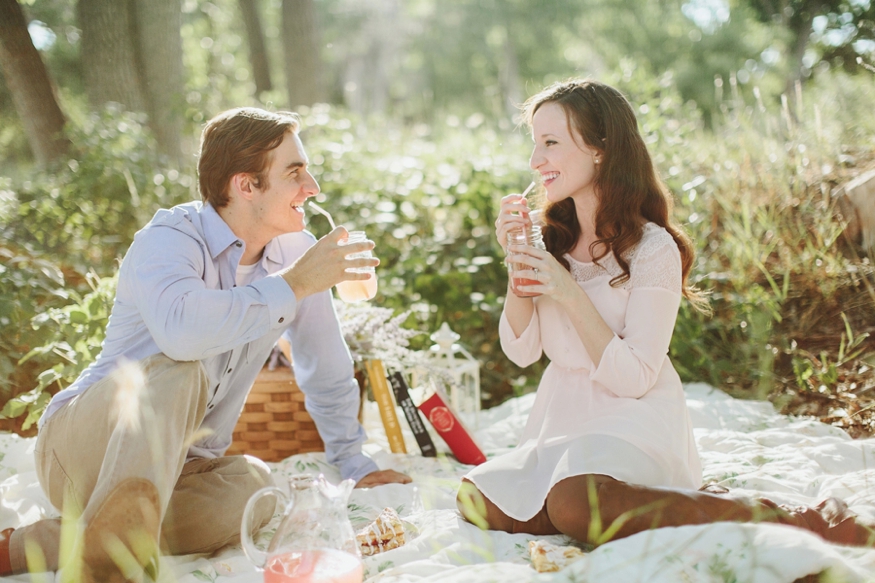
[335,231,378,302]
[507,225,545,298]
[264,548,363,583]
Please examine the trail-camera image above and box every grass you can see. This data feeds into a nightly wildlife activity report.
[661,70,875,435]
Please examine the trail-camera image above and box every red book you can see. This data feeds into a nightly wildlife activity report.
[418,391,487,465]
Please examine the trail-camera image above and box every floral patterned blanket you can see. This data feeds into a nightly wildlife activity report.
[1,383,874,582]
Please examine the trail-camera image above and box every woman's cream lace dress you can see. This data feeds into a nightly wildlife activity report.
[465,223,702,521]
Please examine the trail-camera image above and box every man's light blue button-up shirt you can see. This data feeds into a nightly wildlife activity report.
[40,201,378,483]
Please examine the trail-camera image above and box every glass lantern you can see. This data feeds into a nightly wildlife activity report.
[417,322,482,428]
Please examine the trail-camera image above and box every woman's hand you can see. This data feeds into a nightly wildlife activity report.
[495,194,532,252]
[507,244,582,307]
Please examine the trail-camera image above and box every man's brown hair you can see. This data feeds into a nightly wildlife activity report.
[198,108,300,208]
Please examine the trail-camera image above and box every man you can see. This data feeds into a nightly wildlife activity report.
[0,108,411,581]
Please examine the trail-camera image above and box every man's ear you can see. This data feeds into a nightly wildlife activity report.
[230,173,256,201]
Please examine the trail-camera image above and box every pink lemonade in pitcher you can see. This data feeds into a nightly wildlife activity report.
[264,548,363,583]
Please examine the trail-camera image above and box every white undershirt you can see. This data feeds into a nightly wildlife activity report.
[235,261,260,287]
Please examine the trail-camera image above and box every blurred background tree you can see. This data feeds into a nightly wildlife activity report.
[1,0,874,435]
[4,0,873,159]
[746,0,875,96]
[0,0,69,166]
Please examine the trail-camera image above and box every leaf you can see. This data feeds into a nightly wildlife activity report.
[377,561,394,573]
[68,309,88,324]
[0,398,27,419]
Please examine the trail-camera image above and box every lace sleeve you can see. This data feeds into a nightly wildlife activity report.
[627,227,682,294]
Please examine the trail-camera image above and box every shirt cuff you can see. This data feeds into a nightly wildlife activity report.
[336,453,380,484]
[251,273,298,329]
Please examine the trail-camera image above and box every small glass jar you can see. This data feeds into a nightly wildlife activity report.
[335,231,378,302]
[506,226,545,298]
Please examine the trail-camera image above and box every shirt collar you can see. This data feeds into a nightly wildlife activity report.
[201,203,240,260]
[201,202,284,266]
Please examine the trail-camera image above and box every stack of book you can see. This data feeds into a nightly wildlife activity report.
[364,359,486,465]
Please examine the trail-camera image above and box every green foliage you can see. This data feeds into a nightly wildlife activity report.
[1,273,117,430]
[791,313,870,393]
[180,0,268,123]
[0,239,70,399]
[667,69,875,397]
[2,104,193,277]
[584,0,777,125]
[296,105,541,402]
[3,62,875,427]
[747,0,875,75]
[0,106,190,425]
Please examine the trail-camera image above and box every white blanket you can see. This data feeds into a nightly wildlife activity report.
[1,383,874,582]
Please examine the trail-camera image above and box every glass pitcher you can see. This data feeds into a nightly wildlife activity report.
[241,474,363,583]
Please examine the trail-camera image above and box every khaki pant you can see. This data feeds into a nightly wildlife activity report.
[9,354,274,573]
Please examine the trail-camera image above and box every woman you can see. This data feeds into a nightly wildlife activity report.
[456,79,873,547]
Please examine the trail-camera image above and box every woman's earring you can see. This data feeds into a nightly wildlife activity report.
[594,158,601,164]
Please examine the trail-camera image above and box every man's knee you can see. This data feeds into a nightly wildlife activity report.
[239,455,272,490]
[162,456,274,554]
[235,456,274,529]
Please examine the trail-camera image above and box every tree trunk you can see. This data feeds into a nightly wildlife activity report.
[0,0,69,166]
[238,0,272,96]
[133,0,184,163]
[77,0,145,112]
[281,0,322,108]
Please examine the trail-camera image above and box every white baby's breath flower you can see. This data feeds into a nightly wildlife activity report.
[334,301,425,370]
[113,358,145,431]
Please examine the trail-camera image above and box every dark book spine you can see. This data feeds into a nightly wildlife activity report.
[388,371,437,457]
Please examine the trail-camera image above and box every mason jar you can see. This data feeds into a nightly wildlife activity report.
[506,225,545,298]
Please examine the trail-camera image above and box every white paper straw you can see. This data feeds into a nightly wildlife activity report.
[307,201,336,229]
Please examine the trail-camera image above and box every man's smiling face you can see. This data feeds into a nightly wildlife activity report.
[251,131,320,238]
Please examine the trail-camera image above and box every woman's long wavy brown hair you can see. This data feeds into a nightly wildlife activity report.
[523,79,707,311]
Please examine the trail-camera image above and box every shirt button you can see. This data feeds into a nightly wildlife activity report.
[235,241,242,248]
[208,404,214,410]
[227,368,232,373]
[278,317,285,323]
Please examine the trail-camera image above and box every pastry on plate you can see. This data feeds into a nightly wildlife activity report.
[356,507,406,556]
[528,539,586,572]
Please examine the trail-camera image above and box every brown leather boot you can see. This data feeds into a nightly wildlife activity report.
[594,481,875,547]
[0,528,14,576]
[81,478,161,583]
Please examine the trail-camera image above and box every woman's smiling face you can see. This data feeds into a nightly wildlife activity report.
[529,101,601,205]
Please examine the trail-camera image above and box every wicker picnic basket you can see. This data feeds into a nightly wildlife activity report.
[226,365,324,462]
